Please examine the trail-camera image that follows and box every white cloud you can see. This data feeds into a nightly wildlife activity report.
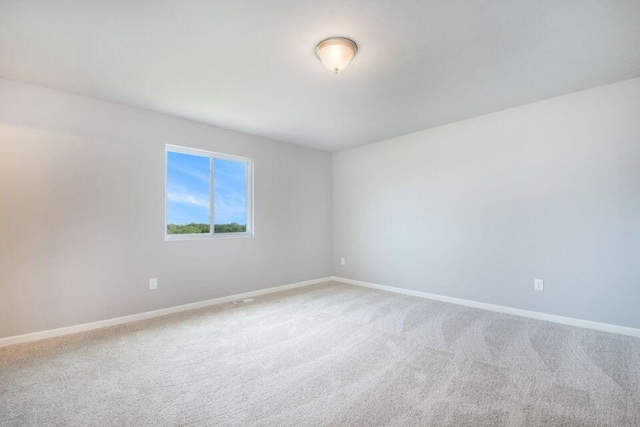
[167,190,209,209]
[168,163,210,184]
[215,190,247,223]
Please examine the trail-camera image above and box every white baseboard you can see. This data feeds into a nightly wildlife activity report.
[0,277,333,348]
[4,275,637,347]
[332,276,640,338]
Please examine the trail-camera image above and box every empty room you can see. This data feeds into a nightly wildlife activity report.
[1,1,639,426]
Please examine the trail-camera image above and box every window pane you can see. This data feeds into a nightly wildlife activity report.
[166,151,211,234]
[214,158,247,233]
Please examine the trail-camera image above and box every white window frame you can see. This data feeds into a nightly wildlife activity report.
[165,144,254,240]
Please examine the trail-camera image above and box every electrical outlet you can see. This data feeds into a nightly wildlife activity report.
[340,257,346,266]
[534,279,544,292]
[149,278,158,290]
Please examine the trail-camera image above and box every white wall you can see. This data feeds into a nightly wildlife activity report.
[333,77,640,329]
[0,80,333,338]
[3,76,639,339]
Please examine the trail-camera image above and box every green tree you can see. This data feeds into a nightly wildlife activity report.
[167,223,246,234]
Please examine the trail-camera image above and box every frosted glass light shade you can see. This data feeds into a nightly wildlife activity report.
[315,37,358,73]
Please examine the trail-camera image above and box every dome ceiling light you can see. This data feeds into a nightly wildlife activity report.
[315,37,358,74]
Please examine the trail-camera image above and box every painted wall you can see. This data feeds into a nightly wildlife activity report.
[0,80,332,338]
[333,78,640,329]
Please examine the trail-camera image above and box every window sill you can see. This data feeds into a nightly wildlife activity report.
[165,232,254,241]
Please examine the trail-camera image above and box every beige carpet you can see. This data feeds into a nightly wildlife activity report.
[1,281,639,426]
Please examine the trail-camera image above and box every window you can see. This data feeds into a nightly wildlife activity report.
[165,145,253,239]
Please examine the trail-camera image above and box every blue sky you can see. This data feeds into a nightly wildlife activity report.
[166,151,247,225]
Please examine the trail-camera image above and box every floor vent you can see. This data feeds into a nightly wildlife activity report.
[232,298,255,305]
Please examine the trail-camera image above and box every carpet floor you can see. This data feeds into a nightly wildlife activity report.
[1,281,639,426]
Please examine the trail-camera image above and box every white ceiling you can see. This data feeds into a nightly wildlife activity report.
[1,1,639,152]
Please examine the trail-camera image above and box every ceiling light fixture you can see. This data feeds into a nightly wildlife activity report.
[315,37,358,74]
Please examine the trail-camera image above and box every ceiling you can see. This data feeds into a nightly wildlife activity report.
[1,1,639,152]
